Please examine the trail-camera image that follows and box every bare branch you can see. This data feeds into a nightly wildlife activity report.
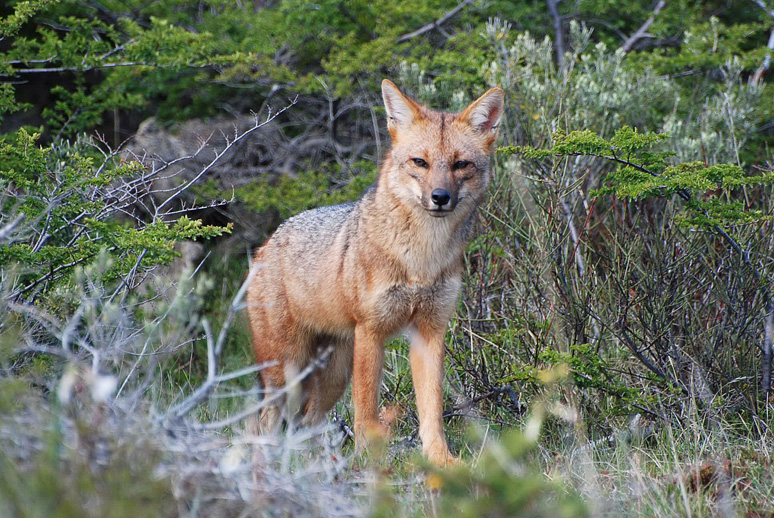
[560,195,586,276]
[396,0,474,43]
[12,252,107,298]
[621,1,667,53]
[764,309,774,393]
[0,213,25,241]
[752,25,774,84]
[750,1,774,84]
[163,261,270,420]
[2,61,213,76]
[192,346,333,431]
[155,99,297,214]
[164,361,276,420]
[750,0,774,18]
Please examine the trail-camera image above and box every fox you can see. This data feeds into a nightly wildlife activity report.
[246,79,503,466]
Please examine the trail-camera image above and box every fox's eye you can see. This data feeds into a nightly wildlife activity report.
[453,160,471,170]
[412,158,429,168]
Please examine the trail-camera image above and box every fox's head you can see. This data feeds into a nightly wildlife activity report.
[380,80,504,219]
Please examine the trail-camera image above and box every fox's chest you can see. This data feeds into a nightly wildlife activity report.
[367,276,462,333]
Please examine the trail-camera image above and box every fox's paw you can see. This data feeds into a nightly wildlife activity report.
[358,420,389,441]
[423,451,461,490]
[353,419,390,452]
[426,448,460,468]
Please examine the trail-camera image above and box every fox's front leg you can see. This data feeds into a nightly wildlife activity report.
[409,323,457,466]
[352,325,387,445]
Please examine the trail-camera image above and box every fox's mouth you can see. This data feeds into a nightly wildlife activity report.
[416,195,455,217]
[425,208,451,218]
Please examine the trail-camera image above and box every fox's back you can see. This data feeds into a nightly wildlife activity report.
[247,197,366,335]
[271,201,357,258]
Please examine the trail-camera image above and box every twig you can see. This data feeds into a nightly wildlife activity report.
[108,249,147,303]
[0,213,25,241]
[331,411,355,443]
[621,0,667,53]
[560,195,586,276]
[163,262,269,419]
[750,1,774,83]
[751,0,774,18]
[192,346,334,430]
[155,100,297,213]
[19,341,77,361]
[215,262,262,358]
[752,25,774,84]
[2,61,213,76]
[165,362,275,419]
[13,251,107,298]
[396,0,474,43]
[617,315,668,381]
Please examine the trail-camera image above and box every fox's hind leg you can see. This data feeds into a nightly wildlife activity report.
[254,359,287,433]
[303,339,354,426]
[259,399,282,433]
[247,286,307,433]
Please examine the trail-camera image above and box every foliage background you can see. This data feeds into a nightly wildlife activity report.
[1,0,774,516]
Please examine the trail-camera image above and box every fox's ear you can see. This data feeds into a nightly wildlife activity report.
[382,79,422,131]
[460,88,504,134]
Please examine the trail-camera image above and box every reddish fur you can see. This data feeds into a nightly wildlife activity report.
[246,80,503,465]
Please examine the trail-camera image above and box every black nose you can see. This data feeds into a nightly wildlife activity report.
[431,189,451,207]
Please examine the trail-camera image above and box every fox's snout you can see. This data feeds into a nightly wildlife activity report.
[423,184,456,215]
[431,189,451,207]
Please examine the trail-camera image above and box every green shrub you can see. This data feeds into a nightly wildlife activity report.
[236,161,376,219]
[0,129,229,299]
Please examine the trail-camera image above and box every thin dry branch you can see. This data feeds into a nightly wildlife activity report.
[155,100,297,214]
[621,0,666,53]
[163,263,273,420]
[0,213,25,241]
[750,1,774,83]
[1,61,213,76]
[752,25,774,84]
[192,346,334,431]
[396,0,474,43]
